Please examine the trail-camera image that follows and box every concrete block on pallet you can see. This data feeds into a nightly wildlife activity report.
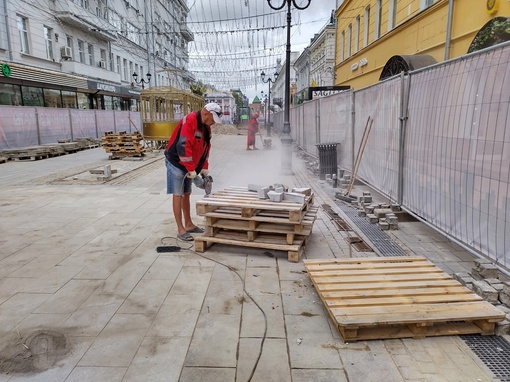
[453,272,475,288]
[267,190,283,202]
[291,187,312,196]
[500,281,510,306]
[275,186,284,193]
[472,280,499,303]
[257,187,270,199]
[283,192,306,204]
[248,184,262,192]
[366,213,378,223]
[379,221,390,231]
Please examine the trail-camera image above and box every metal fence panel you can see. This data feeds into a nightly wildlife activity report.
[0,107,39,149]
[403,45,510,267]
[354,78,401,200]
[37,108,72,144]
[318,91,353,171]
[71,109,98,138]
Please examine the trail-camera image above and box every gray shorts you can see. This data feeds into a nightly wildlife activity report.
[166,158,191,195]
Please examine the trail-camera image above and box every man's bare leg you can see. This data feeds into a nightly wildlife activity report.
[181,193,197,231]
[172,195,187,235]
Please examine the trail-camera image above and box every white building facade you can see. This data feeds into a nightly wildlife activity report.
[0,0,193,110]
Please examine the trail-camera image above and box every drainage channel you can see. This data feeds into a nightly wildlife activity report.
[334,201,408,257]
[460,335,510,381]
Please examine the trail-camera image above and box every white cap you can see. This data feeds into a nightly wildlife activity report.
[204,102,223,124]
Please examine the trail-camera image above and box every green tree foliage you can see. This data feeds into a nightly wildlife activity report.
[468,17,510,53]
[190,81,207,96]
[231,90,243,109]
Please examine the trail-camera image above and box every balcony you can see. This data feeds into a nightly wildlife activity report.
[180,25,194,42]
[52,0,117,41]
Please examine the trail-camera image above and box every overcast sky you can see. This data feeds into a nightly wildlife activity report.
[187,0,336,102]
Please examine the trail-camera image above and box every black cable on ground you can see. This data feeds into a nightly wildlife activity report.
[158,235,269,382]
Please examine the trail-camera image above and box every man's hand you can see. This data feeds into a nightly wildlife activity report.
[187,171,197,179]
[200,169,209,176]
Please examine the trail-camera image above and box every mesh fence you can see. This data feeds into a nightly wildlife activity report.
[275,43,510,270]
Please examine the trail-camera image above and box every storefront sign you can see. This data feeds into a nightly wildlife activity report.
[308,86,350,100]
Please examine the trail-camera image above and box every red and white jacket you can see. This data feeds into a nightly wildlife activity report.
[165,111,211,173]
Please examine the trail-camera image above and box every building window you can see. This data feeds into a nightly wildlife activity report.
[17,15,30,54]
[87,44,94,65]
[116,55,121,73]
[420,0,434,10]
[388,0,397,31]
[129,61,133,80]
[43,26,54,60]
[123,58,128,81]
[66,35,74,59]
[375,0,382,39]
[347,24,352,58]
[355,16,360,53]
[340,31,345,62]
[44,89,62,108]
[364,5,370,48]
[78,40,85,63]
[100,49,107,68]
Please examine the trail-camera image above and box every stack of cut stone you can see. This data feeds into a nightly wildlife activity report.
[454,259,510,335]
[252,183,310,204]
[350,191,400,231]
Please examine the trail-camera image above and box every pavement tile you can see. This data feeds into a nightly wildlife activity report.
[280,279,323,316]
[179,367,236,382]
[184,313,240,367]
[117,278,175,315]
[123,336,191,382]
[237,338,291,382]
[285,314,342,369]
[155,284,205,322]
[65,367,126,382]
[240,293,285,338]
[291,368,348,382]
[78,313,152,367]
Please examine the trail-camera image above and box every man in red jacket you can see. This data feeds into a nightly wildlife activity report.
[164,102,222,241]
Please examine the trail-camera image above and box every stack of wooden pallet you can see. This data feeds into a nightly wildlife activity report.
[101,131,145,159]
[194,186,318,262]
[304,256,505,342]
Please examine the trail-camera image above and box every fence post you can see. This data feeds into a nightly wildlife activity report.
[398,72,411,205]
[35,107,41,145]
[69,109,74,141]
[94,110,99,139]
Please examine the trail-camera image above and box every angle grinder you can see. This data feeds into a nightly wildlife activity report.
[192,173,213,195]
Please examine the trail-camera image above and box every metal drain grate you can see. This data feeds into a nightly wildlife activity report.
[460,335,510,381]
[334,202,408,257]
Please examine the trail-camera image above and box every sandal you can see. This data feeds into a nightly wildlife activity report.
[177,232,194,241]
[187,226,205,234]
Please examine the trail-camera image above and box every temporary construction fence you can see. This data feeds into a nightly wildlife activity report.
[0,108,141,150]
[273,42,510,272]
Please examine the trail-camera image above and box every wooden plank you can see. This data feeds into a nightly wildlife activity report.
[325,293,482,308]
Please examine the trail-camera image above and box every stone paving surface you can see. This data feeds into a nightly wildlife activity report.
[0,134,507,382]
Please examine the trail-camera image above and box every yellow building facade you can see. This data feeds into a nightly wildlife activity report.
[335,0,510,89]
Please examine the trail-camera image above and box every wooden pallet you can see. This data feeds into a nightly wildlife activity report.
[196,186,314,223]
[194,231,307,263]
[204,206,319,235]
[303,256,505,342]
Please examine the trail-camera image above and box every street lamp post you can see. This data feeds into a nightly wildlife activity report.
[267,0,311,174]
[132,72,152,89]
[260,71,278,137]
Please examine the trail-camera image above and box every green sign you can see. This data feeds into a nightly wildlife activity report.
[1,63,11,77]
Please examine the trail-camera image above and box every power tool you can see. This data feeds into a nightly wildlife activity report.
[192,173,213,195]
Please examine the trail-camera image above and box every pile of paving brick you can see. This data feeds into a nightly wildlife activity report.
[347,191,402,231]
[454,259,510,335]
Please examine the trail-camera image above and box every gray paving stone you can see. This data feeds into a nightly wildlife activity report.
[65,366,126,382]
[117,278,175,316]
[237,338,291,382]
[184,313,240,367]
[285,314,342,369]
[123,336,191,382]
[291,368,348,382]
[179,367,236,382]
[240,293,285,338]
[78,313,152,367]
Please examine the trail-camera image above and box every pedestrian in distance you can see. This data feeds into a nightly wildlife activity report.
[164,102,223,241]
[246,112,260,150]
